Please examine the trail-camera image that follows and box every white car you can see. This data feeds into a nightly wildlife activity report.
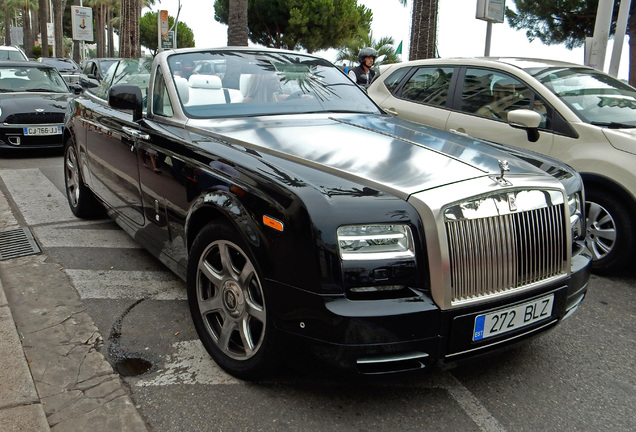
[368,57,636,273]
[0,45,28,61]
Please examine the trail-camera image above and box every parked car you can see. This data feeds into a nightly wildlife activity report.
[37,57,81,84]
[63,48,590,379]
[79,57,121,90]
[367,57,636,274]
[0,45,28,61]
[0,61,80,151]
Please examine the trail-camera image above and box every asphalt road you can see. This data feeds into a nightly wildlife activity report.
[1,151,634,432]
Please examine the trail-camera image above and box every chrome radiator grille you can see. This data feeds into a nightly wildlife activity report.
[445,197,567,304]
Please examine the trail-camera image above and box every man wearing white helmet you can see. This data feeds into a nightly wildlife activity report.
[348,47,377,88]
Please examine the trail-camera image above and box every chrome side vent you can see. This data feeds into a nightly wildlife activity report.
[444,190,567,305]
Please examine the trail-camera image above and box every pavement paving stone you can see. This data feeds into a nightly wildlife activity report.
[0,404,50,432]
[0,186,147,432]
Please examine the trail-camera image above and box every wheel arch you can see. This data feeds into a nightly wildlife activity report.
[580,173,636,213]
[185,191,274,277]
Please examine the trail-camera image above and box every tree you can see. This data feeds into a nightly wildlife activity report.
[505,0,636,86]
[119,0,141,58]
[39,0,49,57]
[336,30,400,69]
[408,0,438,60]
[214,0,372,53]
[139,11,195,56]
[227,0,248,46]
[51,0,68,56]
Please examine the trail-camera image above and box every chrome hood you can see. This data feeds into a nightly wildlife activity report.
[190,114,568,199]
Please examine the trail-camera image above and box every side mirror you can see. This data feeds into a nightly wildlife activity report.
[109,84,143,122]
[69,84,83,95]
[507,109,542,143]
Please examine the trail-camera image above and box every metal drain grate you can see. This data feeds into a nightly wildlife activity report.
[0,228,41,261]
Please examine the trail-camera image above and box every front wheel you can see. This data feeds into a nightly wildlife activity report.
[187,222,277,380]
[585,189,634,274]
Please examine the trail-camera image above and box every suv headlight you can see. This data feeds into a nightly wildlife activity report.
[337,224,415,260]
[568,193,584,241]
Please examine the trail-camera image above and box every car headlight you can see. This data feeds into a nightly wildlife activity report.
[337,224,415,260]
[568,193,584,241]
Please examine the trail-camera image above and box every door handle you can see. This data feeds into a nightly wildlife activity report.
[450,128,468,136]
[384,107,398,116]
[122,126,150,141]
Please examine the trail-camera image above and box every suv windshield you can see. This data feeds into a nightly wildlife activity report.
[166,50,380,119]
[528,66,636,127]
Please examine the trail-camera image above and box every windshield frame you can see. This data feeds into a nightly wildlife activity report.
[164,49,381,119]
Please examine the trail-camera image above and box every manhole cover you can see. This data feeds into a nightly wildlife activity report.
[0,227,41,261]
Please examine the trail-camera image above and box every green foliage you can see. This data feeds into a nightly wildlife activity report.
[505,0,627,49]
[33,46,54,57]
[214,0,372,52]
[139,11,195,55]
[336,30,400,68]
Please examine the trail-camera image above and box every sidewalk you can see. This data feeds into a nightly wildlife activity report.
[0,183,147,431]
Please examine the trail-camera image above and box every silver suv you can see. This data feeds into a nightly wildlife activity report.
[0,45,28,61]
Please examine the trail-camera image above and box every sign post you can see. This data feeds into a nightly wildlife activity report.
[476,0,505,56]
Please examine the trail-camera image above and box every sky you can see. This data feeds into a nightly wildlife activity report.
[149,0,629,80]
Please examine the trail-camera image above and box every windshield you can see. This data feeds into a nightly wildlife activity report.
[166,50,380,118]
[527,66,636,127]
[0,66,69,92]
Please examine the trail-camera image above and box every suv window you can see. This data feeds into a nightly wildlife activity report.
[460,68,551,128]
[400,67,453,107]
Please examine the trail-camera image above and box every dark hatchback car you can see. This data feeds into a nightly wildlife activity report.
[63,48,590,379]
[37,57,81,85]
[0,61,79,151]
[79,57,121,90]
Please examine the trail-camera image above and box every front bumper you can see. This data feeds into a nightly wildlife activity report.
[0,126,65,150]
[269,252,590,374]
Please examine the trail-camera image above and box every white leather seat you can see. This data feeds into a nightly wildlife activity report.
[185,75,243,106]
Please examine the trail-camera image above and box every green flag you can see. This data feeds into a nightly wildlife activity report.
[395,41,403,55]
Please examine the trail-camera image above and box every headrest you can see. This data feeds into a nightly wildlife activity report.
[189,74,222,89]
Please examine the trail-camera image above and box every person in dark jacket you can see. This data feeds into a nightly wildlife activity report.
[348,47,377,89]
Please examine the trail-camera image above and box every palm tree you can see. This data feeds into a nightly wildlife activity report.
[38,0,49,57]
[336,31,399,69]
[227,0,248,46]
[51,0,67,56]
[398,0,439,60]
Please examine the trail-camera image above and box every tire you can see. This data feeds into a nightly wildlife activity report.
[187,222,277,380]
[585,188,634,274]
[64,139,103,219]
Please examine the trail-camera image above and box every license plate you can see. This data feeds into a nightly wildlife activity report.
[23,126,62,136]
[473,294,554,341]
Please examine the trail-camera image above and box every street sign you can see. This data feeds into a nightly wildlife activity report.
[160,10,169,36]
[72,6,94,41]
[476,0,505,24]
[161,31,174,50]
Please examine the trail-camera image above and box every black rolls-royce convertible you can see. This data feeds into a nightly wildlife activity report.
[63,48,591,379]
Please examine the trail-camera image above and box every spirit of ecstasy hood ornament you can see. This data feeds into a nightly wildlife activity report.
[490,159,512,186]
